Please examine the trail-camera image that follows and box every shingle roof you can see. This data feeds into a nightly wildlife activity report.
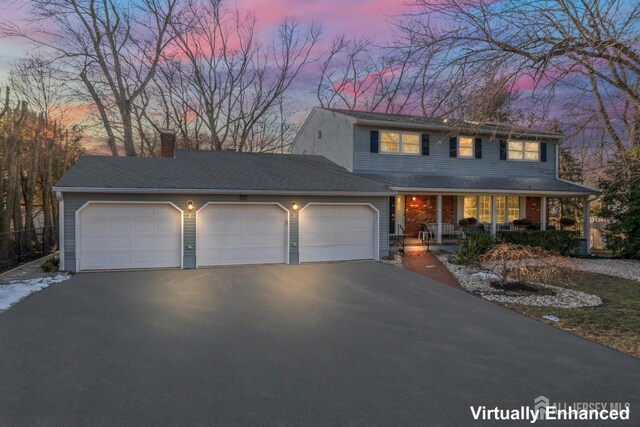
[357,173,597,195]
[54,150,394,195]
[325,108,563,139]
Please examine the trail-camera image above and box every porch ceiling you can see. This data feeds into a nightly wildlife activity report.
[358,174,597,196]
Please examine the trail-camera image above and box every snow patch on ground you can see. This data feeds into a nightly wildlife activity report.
[0,274,70,311]
[437,255,602,308]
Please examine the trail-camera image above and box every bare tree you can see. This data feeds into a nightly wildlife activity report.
[164,0,320,152]
[402,0,640,150]
[1,0,180,156]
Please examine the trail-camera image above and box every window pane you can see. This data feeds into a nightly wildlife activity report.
[458,137,474,158]
[401,133,420,154]
[402,133,420,145]
[496,196,506,223]
[524,150,539,160]
[508,150,523,160]
[380,131,400,153]
[508,141,523,151]
[508,197,520,221]
[479,196,491,223]
[463,196,477,219]
[525,142,539,152]
[459,137,474,148]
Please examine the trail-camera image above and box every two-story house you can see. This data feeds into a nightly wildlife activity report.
[53,108,596,273]
[291,107,597,249]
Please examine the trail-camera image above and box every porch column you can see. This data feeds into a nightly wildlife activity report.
[582,197,591,255]
[490,195,497,236]
[519,196,527,219]
[436,194,443,244]
[396,195,405,233]
[540,196,547,230]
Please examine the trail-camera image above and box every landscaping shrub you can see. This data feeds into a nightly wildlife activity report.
[480,243,570,286]
[496,230,581,256]
[41,256,59,273]
[458,217,478,226]
[454,231,494,264]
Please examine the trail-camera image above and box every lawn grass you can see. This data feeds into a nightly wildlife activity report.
[501,269,640,358]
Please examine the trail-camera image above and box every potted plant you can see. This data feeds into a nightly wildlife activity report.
[559,217,577,229]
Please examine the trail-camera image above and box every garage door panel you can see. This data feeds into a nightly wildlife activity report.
[300,205,375,263]
[79,203,181,271]
[197,204,287,266]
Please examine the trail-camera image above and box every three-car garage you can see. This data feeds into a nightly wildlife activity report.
[55,150,393,273]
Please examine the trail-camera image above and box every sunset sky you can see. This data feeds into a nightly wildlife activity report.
[0,0,402,80]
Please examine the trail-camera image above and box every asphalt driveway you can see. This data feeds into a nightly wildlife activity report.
[1,262,638,426]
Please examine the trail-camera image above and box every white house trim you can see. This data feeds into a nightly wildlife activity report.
[74,201,184,272]
[298,202,380,261]
[53,187,396,197]
[56,191,65,271]
[391,187,594,196]
[195,202,291,267]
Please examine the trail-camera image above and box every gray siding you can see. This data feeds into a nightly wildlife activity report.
[290,108,355,170]
[352,125,558,178]
[62,192,388,272]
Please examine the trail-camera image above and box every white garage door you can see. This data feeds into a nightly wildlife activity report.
[197,204,287,266]
[78,203,182,271]
[299,205,376,263]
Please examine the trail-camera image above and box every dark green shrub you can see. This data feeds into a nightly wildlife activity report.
[513,218,533,227]
[496,230,581,256]
[458,217,478,226]
[559,217,577,228]
[41,256,59,272]
[454,231,494,264]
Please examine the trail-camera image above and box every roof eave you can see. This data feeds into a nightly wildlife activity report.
[353,118,564,140]
[52,186,396,197]
[389,186,596,196]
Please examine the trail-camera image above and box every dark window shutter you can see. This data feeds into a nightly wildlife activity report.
[370,130,379,153]
[474,137,482,159]
[421,134,430,156]
[540,142,547,162]
[449,137,457,158]
[499,140,507,160]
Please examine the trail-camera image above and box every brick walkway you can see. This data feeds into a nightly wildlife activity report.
[402,252,463,290]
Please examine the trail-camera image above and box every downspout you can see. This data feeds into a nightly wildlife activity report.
[55,191,65,271]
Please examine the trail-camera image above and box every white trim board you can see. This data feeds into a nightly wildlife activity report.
[53,187,396,197]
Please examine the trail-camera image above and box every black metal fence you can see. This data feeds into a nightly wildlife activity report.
[0,226,59,272]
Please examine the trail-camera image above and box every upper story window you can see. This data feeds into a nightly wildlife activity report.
[508,140,540,161]
[380,131,420,155]
[458,137,475,158]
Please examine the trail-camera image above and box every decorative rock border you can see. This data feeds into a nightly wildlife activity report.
[437,255,602,308]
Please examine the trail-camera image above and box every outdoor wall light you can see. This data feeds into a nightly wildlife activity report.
[412,196,417,201]
[291,202,299,211]
[186,200,194,211]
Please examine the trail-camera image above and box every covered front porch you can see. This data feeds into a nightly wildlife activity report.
[389,192,592,250]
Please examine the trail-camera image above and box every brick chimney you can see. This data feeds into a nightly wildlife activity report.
[160,130,176,158]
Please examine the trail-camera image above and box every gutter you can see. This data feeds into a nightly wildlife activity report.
[389,187,595,196]
[353,118,564,140]
[52,186,397,197]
